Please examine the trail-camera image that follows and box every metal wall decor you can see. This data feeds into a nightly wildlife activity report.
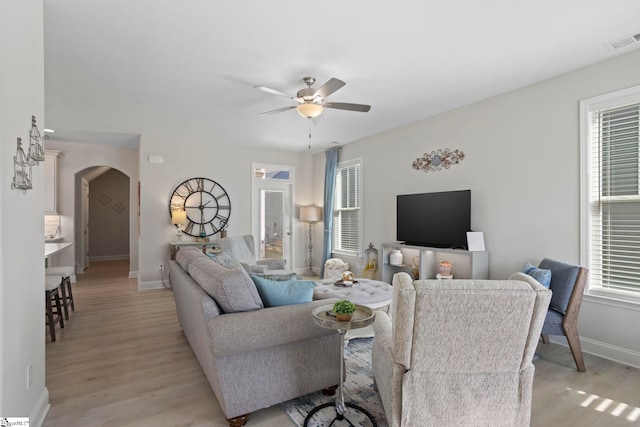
[412,148,465,173]
[11,137,33,193]
[28,115,46,164]
[10,115,47,193]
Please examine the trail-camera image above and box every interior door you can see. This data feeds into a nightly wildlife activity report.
[259,188,288,261]
[252,164,294,268]
[81,179,90,270]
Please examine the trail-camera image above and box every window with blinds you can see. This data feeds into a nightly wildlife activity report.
[582,87,640,300]
[332,159,362,255]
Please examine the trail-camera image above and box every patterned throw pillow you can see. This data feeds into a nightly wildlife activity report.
[206,252,242,270]
[522,262,552,288]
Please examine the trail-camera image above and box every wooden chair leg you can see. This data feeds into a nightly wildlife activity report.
[227,414,249,427]
[45,290,56,342]
[564,325,586,372]
[53,287,65,329]
[66,277,75,311]
[59,278,70,320]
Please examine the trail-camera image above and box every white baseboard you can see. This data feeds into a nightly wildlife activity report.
[29,387,50,427]
[138,280,165,290]
[549,336,640,369]
[128,270,138,279]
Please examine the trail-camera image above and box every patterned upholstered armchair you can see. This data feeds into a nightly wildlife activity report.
[372,272,551,427]
[219,234,296,280]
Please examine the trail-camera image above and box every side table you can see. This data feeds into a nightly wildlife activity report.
[306,304,377,427]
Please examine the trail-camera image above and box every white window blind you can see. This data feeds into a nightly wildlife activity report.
[584,92,640,298]
[333,160,362,255]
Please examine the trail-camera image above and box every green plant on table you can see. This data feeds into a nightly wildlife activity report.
[333,299,356,315]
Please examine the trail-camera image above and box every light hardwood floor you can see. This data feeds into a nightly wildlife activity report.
[44,260,640,426]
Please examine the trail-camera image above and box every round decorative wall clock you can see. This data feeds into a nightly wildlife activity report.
[169,177,231,238]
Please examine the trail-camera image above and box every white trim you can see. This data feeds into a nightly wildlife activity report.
[128,270,139,279]
[29,387,50,427]
[549,335,640,370]
[251,162,295,270]
[583,293,640,311]
[580,85,640,302]
[138,280,165,290]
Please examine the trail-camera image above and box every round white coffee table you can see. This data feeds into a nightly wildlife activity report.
[313,278,392,310]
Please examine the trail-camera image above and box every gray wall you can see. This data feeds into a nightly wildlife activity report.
[89,168,130,260]
[313,48,640,368]
[1,0,48,421]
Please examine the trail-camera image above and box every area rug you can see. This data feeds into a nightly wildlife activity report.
[280,337,388,427]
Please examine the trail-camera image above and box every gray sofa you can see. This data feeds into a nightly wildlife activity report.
[169,246,340,426]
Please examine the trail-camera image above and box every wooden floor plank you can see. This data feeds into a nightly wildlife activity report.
[44,260,640,426]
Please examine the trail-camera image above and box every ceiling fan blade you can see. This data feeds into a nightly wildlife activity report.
[257,106,296,117]
[314,78,346,99]
[323,102,371,113]
[255,86,295,99]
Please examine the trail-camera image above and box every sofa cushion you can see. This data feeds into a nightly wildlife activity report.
[521,262,552,288]
[250,275,317,307]
[176,246,207,271]
[188,257,263,313]
[206,252,243,270]
[539,258,581,314]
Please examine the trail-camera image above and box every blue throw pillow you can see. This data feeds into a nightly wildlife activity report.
[250,275,317,307]
[522,262,552,288]
[206,252,243,270]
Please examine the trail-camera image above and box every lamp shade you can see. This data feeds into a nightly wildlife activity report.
[300,206,322,223]
[171,209,187,225]
[297,103,323,119]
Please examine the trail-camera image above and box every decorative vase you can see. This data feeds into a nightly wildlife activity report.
[389,249,403,266]
[336,313,353,321]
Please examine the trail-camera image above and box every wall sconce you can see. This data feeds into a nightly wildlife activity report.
[300,206,322,276]
[28,115,46,164]
[171,209,187,241]
[11,137,33,193]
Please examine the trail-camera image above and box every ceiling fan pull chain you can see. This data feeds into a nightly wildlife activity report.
[308,119,312,150]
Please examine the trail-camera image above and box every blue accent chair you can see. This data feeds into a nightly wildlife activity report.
[539,258,589,372]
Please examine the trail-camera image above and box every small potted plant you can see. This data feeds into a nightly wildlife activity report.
[333,299,356,321]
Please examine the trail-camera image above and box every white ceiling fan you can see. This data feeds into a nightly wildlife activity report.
[256,76,371,119]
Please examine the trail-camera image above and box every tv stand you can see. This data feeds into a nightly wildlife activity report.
[381,242,488,284]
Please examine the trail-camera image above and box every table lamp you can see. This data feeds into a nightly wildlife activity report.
[300,206,322,276]
[171,209,187,240]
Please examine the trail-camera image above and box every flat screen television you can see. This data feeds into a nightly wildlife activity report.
[396,190,471,249]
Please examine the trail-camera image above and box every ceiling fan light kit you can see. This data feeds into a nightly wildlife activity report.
[257,76,371,119]
[297,103,323,118]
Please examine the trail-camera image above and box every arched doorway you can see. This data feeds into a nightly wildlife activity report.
[75,166,131,273]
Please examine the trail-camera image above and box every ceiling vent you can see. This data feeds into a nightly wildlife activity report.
[605,32,640,51]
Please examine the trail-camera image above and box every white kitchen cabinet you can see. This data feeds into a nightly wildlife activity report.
[45,149,61,214]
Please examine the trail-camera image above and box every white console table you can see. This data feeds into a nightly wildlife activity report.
[170,240,220,260]
[382,242,489,284]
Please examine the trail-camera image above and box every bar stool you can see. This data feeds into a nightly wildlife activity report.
[45,275,65,342]
[45,266,75,320]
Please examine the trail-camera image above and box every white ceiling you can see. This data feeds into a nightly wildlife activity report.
[44,0,640,153]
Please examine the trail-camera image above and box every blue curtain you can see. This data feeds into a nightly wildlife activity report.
[320,147,339,277]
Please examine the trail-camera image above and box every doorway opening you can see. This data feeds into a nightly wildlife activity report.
[75,166,130,276]
[252,163,294,268]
